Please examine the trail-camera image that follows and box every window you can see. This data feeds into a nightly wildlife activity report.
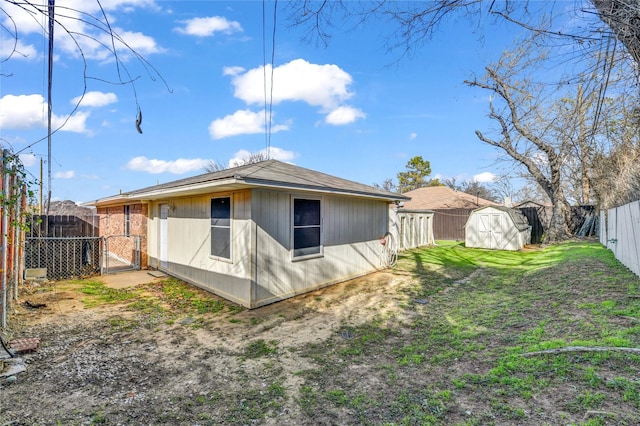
[124,205,130,237]
[293,198,321,258]
[211,197,231,259]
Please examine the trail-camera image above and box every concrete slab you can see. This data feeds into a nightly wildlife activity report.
[100,270,168,289]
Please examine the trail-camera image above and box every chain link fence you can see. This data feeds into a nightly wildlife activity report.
[24,235,142,280]
[103,235,142,274]
[24,237,102,280]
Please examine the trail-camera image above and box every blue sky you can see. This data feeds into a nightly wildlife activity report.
[1,0,555,203]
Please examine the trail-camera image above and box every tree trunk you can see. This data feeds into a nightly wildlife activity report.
[542,156,572,242]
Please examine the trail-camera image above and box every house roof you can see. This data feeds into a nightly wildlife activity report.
[513,200,552,208]
[85,160,409,207]
[400,186,498,210]
[470,205,531,231]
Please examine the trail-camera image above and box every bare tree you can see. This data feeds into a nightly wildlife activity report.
[203,151,270,173]
[592,1,640,68]
[373,178,397,193]
[288,1,638,71]
[1,0,169,142]
[465,37,574,242]
[590,91,640,209]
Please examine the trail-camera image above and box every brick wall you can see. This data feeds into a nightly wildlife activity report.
[97,203,148,268]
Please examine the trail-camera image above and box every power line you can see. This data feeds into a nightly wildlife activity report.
[262,0,277,159]
[46,0,54,215]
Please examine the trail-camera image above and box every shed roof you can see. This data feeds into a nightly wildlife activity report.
[401,186,498,210]
[85,160,409,207]
[470,205,531,231]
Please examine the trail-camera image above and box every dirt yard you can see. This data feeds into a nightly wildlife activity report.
[2,241,639,425]
[0,270,417,425]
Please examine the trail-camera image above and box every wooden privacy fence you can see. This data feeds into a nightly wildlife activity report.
[432,208,474,241]
[27,214,99,237]
[600,200,640,277]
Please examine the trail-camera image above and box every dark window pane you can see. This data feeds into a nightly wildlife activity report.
[211,197,231,258]
[211,198,231,221]
[294,227,320,250]
[294,199,320,226]
[211,227,230,258]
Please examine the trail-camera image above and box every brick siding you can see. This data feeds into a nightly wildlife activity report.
[97,203,148,268]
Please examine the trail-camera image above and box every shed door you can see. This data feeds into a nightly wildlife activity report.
[159,203,169,268]
[478,214,491,247]
[478,213,503,249]
[490,214,503,249]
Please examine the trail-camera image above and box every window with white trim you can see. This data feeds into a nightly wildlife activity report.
[293,198,322,258]
[211,197,231,259]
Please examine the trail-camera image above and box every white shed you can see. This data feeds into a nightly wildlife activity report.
[465,206,531,251]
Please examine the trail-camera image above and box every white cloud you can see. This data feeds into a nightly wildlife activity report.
[54,170,75,179]
[224,59,364,126]
[209,109,289,140]
[409,132,418,140]
[325,106,366,125]
[0,39,38,61]
[223,66,245,76]
[473,172,496,183]
[19,153,37,167]
[125,156,211,174]
[228,146,298,167]
[228,59,354,110]
[0,94,88,133]
[1,1,162,61]
[174,16,242,37]
[71,91,118,108]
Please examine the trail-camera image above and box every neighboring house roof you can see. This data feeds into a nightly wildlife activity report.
[47,200,96,216]
[85,160,409,207]
[514,200,552,208]
[471,205,531,231]
[400,186,498,210]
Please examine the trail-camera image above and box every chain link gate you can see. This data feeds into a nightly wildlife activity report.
[103,235,142,274]
[24,237,102,280]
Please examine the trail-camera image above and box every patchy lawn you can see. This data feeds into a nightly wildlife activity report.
[1,240,639,425]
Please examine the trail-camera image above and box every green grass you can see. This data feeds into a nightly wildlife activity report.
[78,280,138,307]
[292,241,640,425]
[42,241,640,425]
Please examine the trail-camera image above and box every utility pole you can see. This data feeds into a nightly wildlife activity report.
[46,0,55,215]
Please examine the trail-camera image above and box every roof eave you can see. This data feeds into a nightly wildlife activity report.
[85,176,407,207]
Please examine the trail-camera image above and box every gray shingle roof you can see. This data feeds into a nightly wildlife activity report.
[87,160,408,206]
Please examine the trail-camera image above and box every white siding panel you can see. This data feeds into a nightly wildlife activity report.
[252,190,389,307]
[152,190,253,306]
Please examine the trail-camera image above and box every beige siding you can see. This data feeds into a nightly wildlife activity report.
[252,190,389,307]
[145,188,393,308]
[147,190,254,306]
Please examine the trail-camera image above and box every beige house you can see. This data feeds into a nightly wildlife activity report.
[87,160,408,308]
